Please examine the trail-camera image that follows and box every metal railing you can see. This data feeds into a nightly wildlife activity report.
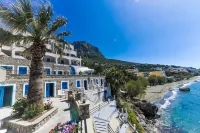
[5,70,105,79]
[90,102,108,115]
[107,124,115,133]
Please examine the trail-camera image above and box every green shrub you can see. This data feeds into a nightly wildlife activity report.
[12,98,28,116]
[22,104,44,120]
[127,108,145,133]
[12,98,44,120]
[116,97,123,109]
[167,78,174,83]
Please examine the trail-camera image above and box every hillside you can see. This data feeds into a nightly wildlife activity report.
[72,41,183,72]
[72,41,136,66]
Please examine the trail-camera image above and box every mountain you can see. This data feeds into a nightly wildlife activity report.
[72,41,136,66]
[72,41,105,60]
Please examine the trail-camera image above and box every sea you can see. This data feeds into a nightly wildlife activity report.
[154,80,200,133]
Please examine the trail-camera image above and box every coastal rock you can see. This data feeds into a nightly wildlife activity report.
[179,87,190,92]
[136,100,159,118]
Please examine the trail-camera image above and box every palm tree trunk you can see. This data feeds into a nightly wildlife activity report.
[27,42,46,106]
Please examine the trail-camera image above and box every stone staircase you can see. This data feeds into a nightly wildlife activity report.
[93,117,109,133]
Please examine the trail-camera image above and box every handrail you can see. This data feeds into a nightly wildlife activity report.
[90,102,108,115]
[107,124,115,133]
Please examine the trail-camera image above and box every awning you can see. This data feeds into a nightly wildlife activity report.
[70,65,94,75]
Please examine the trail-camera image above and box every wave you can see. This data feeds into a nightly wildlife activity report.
[157,90,178,110]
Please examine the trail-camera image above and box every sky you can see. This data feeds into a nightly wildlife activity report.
[2,0,200,68]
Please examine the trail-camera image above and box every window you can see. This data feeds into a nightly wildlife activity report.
[61,60,64,64]
[53,70,57,75]
[90,79,93,85]
[76,80,81,88]
[24,84,29,96]
[1,65,14,71]
[61,81,69,90]
[96,79,99,84]
[47,58,50,62]
[18,66,28,75]
[45,68,51,75]
[58,71,63,75]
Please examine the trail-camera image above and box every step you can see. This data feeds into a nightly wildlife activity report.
[96,129,107,133]
[96,125,107,130]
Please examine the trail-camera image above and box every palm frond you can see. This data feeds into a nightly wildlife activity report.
[47,17,67,35]
[57,31,71,37]
[0,28,33,46]
[54,42,65,56]
[0,0,33,32]
[37,4,53,28]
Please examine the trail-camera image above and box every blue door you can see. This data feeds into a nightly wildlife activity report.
[25,84,29,96]
[0,86,5,108]
[101,79,103,86]
[46,83,50,98]
[84,80,88,90]
[76,80,81,88]
[62,82,68,90]
[19,67,27,75]
[45,68,51,75]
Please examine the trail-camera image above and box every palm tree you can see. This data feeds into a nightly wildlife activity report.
[0,0,71,110]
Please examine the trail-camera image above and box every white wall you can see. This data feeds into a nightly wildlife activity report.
[0,67,6,82]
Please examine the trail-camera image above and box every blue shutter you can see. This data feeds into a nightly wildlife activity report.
[62,82,68,90]
[77,81,80,87]
[53,71,57,75]
[96,79,98,84]
[45,68,51,75]
[25,84,29,95]
[46,83,50,98]
[0,86,5,107]
[19,67,27,75]
[91,80,93,85]
[1,66,8,70]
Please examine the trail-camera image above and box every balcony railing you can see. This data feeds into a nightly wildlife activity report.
[5,70,105,80]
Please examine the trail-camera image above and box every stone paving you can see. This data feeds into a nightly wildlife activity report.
[34,98,71,133]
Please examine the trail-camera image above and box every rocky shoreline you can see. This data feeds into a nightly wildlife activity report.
[133,100,160,133]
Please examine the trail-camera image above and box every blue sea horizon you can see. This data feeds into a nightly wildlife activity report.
[155,81,200,133]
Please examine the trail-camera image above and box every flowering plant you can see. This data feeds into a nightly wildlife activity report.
[44,98,53,110]
[49,121,80,133]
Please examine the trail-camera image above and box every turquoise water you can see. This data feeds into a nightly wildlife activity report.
[155,81,200,133]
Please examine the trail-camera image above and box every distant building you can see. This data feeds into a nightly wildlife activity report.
[149,71,166,77]
[152,67,163,71]
[187,67,199,74]
[137,72,149,77]
[167,67,188,73]
[137,71,166,77]
[126,68,139,74]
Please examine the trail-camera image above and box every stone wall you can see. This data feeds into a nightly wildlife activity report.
[0,74,105,102]
[0,56,69,74]
[4,107,58,133]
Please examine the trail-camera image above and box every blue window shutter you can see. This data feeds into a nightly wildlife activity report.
[25,85,29,95]
[53,71,56,75]
[1,66,8,70]
[45,68,51,75]
[19,67,27,74]
[62,82,68,90]
[77,81,80,87]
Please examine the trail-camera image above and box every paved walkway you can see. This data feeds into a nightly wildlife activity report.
[109,111,120,132]
[34,98,71,133]
[93,100,117,121]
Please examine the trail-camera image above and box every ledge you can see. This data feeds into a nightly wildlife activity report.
[3,107,58,133]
